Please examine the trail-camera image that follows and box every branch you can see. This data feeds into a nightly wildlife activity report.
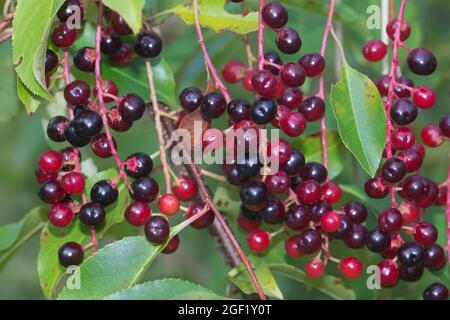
[257,0,265,70]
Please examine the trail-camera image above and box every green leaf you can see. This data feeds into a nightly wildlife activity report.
[103,0,144,34]
[270,263,356,300]
[292,130,346,180]
[0,207,46,267]
[330,59,386,177]
[227,256,284,299]
[104,278,229,300]
[58,207,209,299]
[38,169,127,299]
[0,42,22,121]
[102,58,178,107]
[170,0,258,35]
[12,0,64,102]
[17,77,42,114]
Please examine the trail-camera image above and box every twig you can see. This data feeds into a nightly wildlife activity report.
[447,153,450,261]
[257,0,265,70]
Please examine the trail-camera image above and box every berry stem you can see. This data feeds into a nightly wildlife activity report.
[94,0,132,192]
[381,0,390,74]
[447,153,450,262]
[241,1,254,70]
[192,0,231,103]
[257,0,265,71]
[317,0,336,171]
[385,0,408,208]
[145,60,172,194]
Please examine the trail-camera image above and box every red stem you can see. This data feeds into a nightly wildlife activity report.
[257,0,265,71]
[385,0,408,208]
[317,0,336,172]
[94,0,132,192]
[447,154,450,261]
[192,0,231,103]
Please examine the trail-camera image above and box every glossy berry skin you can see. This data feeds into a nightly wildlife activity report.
[343,224,368,249]
[39,150,63,173]
[64,80,90,106]
[386,18,411,41]
[173,177,197,201]
[398,148,423,172]
[391,127,415,151]
[296,180,321,205]
[281,63,305,87]
[398,242,424,267]
[130,177,159,203]
[305,259,325,278]
[94,79,119,103]
[390,99,418,126]
[240,181,267,206]
[100,29,122,55]
[51,22,77,48]
[320,211,341,233]
[90,180,118,207]
[279,112,306,137]
[236,155,262,179]
[378,208,403,233]
[298,96,325,122]
[74,47,96,72]
[60,147,79,171]
[278,87,303,109]
[238,214,261,232]
[73,110,102,138]
[57,0,81,22]
[413,87,436,109]
[35,168,57,184]
[111,11,132,35]
[300,162,327,183]
[247,229,270,252]
[308,200,332,223]
[201,92,226,119]
[265,170,290,195]
[251,70,277,97]
[362,40,387,62]
[339,257,363,279]
[439,114,450,138]
[343,201,367,224]
[297,229,322,254]
[367,228,390,253]
[144,216,169,244]
[47,116,69,142]
[408,48,438,76]
[276,28,301,54]
[394,76,414,98]
[378,260,399,288]
[135,31,163,58]
[186,202,215,229]
[260,198,285,224]
[79,202,105,226]
[284,236,302,258]
[58,242,83,267]
[118,94,145,121]
[227,99,251,123]
[124,153,152,178]
[415,178,438,208]
[162,235,180,254]
[421,124,444,147]
[179,87,204,112]
[399,265,423,282]
[285,205,310,230]
[110,43,135,66]
[365,177,389,199]
[250,98,277,125]
[224,164,250,186]
[158,194,180,216]
[39,181,66,204]
[381,157,406,183]
[48,204,73,228]
[375,74,390,96]
[413,221,438,245]
[282,149,305,176]
[222,60,245,83]
[329,215,352,239]
[398,201,421,223]
[61,172,85,195]
[267,138,292,165]
[45,50,59,73]
[402,175,430,200]
[262,1,288,29]
[125,202,151,226]
[423,283,449,300]
[263,51,282,75]
[423,244,446,270]
[91,134,115,158]
[298,53,325,77]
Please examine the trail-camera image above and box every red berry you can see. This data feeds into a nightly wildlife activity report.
[436,186,447,206]
[267,138,292,165]
[279,112,306,137]
[247,229,270,252]
[265,170,290,195]
[378,260,399,287]
[186,202,215,229]
[280,63,305,87]
[321,182,342,204]
[158,194,180,216]
[48,204,74,228]
[391,127,415,151]
[125,202,152,226]
[413,221,438,245]
[222,60,245,83]
[60,172,85,194]
[296,180,321,204]
[162,235,180,254]
[278,86,303,109]
[284,236,302,258]
[251,70,277,97]
[242,70,254,92]
[91,133,116,158]
[305,258,325,278]
[39,150,63,173]
[413,87,436,109]
[421,124,444,147]
[93,79,119,103]
[320,211,341,233]
[51,22,77,48]
[386,18,411,41]
[173,177,198,201]
[339,256,363,279]
[298,53,325,77]
[238,214,261,232]
[35,168,58,184]
[378,208,403,233]
[362,40,387,62]
[398,201,421,223]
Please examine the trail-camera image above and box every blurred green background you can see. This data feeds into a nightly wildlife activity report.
[0,0,449,299]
